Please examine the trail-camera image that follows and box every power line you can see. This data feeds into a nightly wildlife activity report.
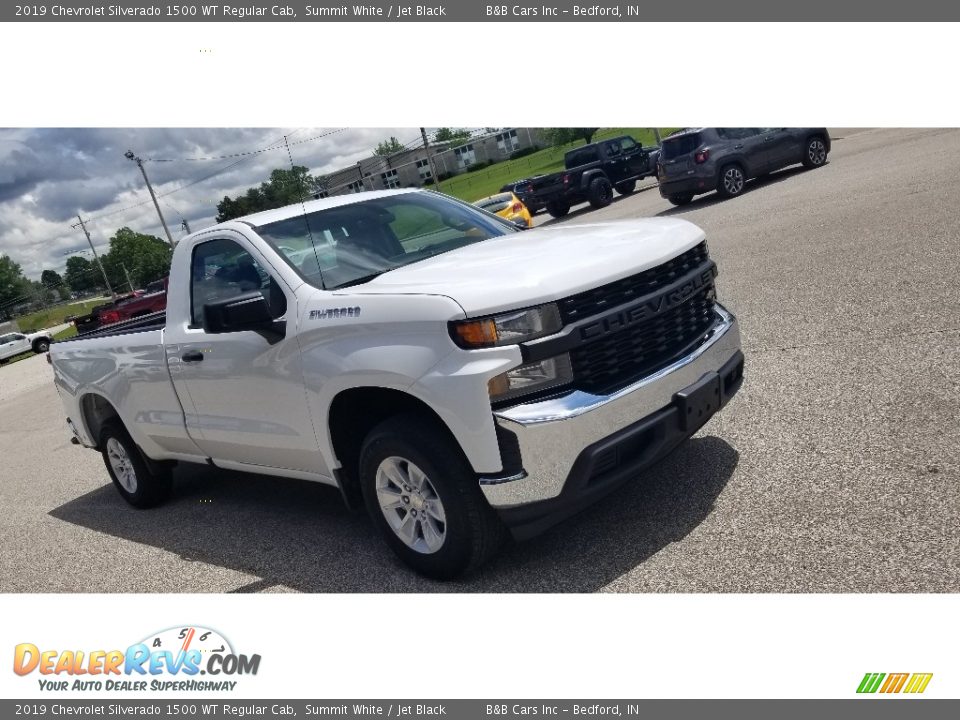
[143,128,345,162]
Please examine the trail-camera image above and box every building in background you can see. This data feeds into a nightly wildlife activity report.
[315,128,543,198]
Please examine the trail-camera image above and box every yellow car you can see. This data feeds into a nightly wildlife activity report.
[473,192,533,228]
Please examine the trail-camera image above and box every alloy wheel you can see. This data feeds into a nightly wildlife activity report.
[808,139,827,165]
[375,456,447,554]
[723,167,744,195]
[106,437,138,493]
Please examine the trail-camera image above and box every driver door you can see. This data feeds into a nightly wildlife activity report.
[164,234,326,477]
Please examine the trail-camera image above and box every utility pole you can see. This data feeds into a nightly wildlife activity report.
[421,127,442,192]
[653,128,662,146]
[181,218,192,234]
[121,263,135,293]
[76,215,116,300]
[125,150,176,247]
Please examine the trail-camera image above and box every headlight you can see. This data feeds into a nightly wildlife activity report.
[488,354,573,404]
[450,304,562,348]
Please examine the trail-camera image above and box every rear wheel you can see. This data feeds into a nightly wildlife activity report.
[716,164,746,199]
[32,338,50,354]
[587,177,614,208]
[99,420,172,508]
[802,136,828,168]
[359,414,507,579]
[546,201,570,218]
[668,193,694,206]
[615,180,637,195]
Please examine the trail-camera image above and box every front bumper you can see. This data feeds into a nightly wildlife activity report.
[480,304,742,539]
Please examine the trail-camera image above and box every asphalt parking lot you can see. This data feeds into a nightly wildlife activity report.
[1,128,957,593]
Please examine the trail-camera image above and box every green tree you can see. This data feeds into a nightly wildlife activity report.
[41,269,70,300]
[101,228,173,290]
[40,269,62,289]
[541,128,601,147]
[373,136,405,156]
[216,166,322,222]
[64,255,98,293]
[434,128,473,144]
[0,254,32,312]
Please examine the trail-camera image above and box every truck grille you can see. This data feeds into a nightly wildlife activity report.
[557,241,710,323]
[570,284,717,394]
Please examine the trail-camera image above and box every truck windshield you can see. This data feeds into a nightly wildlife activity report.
[253,191,518,290]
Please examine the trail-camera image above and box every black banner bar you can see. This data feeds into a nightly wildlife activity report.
[4,1,959,22]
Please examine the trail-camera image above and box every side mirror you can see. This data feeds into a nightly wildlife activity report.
[203,291,275,334]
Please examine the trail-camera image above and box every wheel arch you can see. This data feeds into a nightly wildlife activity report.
[79,391,122,450]
[328,387,465,508]
[579,168,608,191]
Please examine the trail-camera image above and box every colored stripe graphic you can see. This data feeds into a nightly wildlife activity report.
[904,673,933,694]
[857,672,932,694]
[880,673,909,693]
[857,673,885,693]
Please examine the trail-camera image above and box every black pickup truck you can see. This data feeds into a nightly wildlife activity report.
[515,136,658,218]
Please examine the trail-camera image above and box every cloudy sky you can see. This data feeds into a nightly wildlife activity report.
[0,127,432,278]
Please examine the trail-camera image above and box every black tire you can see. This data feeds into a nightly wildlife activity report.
[716,164,746,199]
[802,135,828,168]
[668,193,694,206]
[359,413,507,580]
[615,180,637,196]
[587,176,614,208]
[32,338,50,354]
[99,420,172,509]
[546,201,570,218]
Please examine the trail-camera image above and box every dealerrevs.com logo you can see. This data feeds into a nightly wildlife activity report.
[13,626,261,693]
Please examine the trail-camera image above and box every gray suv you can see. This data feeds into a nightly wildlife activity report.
[657,128,830,206]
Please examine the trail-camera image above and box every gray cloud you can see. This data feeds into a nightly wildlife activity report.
[0,127,424,277]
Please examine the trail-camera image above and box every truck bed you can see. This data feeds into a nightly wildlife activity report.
[55,311,167,345]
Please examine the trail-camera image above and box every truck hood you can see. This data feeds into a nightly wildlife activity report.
[347,218,706,316]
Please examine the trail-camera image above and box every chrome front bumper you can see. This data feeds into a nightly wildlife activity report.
[480,304,742,511]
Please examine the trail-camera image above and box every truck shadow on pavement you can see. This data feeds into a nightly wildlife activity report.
[49,436,737,593]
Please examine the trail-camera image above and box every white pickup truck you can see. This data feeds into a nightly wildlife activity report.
[50,189,743,578]
[1,328,53,363]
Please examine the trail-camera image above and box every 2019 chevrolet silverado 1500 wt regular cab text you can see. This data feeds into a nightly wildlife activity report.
[50,189,744,578]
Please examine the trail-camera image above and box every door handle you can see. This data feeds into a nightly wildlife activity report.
[734,144,744,150]
[181,350,204,362]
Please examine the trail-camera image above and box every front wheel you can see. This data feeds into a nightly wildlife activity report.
[802,136,828,168]
[615,180,637,195]
[546,201,570,218]
[100,420,172,508]
[359,414,507,579]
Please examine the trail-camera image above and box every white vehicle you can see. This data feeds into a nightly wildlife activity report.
[0,329,53,363]
[50,189,744,578]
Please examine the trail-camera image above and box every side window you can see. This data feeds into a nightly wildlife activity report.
[0,335,10,343]
[190,238,287,327]
[604,141,621,158]
[11,334,25,341]
[619,137,637,152]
